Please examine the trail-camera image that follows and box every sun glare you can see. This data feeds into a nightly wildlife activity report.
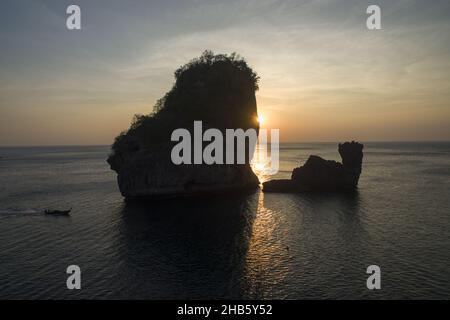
[257,115,264,125]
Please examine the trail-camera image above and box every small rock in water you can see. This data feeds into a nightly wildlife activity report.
[263,141,364,193]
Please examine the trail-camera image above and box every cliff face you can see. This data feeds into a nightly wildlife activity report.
[112,149,258,198]
[263,141,364,193]
[107,52,260,199]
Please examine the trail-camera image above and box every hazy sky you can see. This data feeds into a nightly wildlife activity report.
[1,0,449,145]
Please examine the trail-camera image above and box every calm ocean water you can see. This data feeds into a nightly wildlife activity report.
[0,142,449,299]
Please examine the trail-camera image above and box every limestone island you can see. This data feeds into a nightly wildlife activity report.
[263,141,364,193]
[107,51,260,199]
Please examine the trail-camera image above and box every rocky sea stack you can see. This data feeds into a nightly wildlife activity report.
[263,141,364,193]
[107,51,260,199]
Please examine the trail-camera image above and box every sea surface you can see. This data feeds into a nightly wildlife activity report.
[0,142,449,299]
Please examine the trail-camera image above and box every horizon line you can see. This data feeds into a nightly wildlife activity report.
[1,140,450,148]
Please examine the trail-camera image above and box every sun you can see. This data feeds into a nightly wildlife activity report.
[257,115,264,125]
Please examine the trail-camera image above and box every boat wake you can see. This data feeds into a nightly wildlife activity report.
[0,208,41,215]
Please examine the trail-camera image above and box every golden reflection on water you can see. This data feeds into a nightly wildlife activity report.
[251,144,272,184]
[243,191,290,298]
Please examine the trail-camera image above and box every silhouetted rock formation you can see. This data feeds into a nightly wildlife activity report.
[107,51,260,199]
[263,141,363,193]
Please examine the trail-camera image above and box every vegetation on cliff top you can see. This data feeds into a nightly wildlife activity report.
[111,51,260,155]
